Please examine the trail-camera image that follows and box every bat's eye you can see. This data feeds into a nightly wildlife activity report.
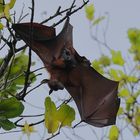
[63,49,70,55]
[66,51,70,56]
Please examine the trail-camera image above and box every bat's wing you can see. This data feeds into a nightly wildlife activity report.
[66,65,120,127]
[12,22,56,41]
[12,18,74,64]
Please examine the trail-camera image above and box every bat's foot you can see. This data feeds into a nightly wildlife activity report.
[48,79,64,94]
[49,89,53,95]
[41,79,64,94]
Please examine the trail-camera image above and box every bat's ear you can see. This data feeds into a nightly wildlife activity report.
[12,23,56,40]
[57,17,72,37]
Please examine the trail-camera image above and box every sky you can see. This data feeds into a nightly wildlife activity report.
[1,0,140,140]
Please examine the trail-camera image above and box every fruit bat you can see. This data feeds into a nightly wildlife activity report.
[12,18,120,127]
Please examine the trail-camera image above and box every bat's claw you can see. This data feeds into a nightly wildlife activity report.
[49,89,53,95]
[41,79,64,94]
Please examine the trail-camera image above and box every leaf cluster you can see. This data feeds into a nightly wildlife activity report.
[0,0,16,29]
[45,97,75,134]
[0,97,24,130]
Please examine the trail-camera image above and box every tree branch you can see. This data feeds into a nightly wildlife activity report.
[17,0,35,100]
[52,0,89,27]
[40,5,76,24]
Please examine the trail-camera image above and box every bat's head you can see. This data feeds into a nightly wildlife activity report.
[12,18,74,66]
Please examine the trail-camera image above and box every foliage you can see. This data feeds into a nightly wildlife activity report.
[0,0,140,140]
[85,3,105,25]
[0,50,36,98]
[90,27,140,138]
[109,125,119,140]
[0,97,24,130]
[85,2,140,139]
[0,50,36,131]
[45,97,75,134]
[0,0,16,24]
[0,0,88,139]
[85,4,94,21]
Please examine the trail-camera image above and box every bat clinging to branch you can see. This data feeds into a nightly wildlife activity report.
[12,18,120,127]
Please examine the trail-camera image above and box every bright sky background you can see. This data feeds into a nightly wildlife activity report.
[1,0,140,140]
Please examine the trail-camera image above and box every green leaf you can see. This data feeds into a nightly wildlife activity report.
[119,89,130,98]
[0,58,3,64]
[109,69,120,81]
[117,107,124,116]
[0,0,4,13]
[10,51,36,84]
[0,51,36,97]
[128,28,140,46]
[44,97,59,134]
[44,97,75,134]
[99,55,111,67]
[133,129,139,137]
[126,96,135,104]
[126,103,131,112]
[127,76,138,83]
[92,60,104,74]
[29,72,36,83]
[0,119,16,130]
[111,50,125,66]
[134,111,140,126]
[4,4,10,19]
[0,23,4,30]
[85,4,95,21]
[0,0,16,20]
[57,104,75,127]
[93,16,105,26]
[109,126,119,140]
[134,90,140,98]
[0,97,24,118]
[8,0,16,9]
[13,75,25,85]
[10,52,29,74]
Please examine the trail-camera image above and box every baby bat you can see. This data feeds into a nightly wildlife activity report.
[12,18,120,127]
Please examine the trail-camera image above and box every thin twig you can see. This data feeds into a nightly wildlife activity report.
[0,36,11,50]
[0,130,22,135]
[14,118,23,125]
[52,0,89,27]
[68,0,76,14]
[30,66,45,73]
[15,44,27,52]
[46,129,60,140]
[17,4,29,23]
[72,121,82,128]
[40,5,76,24]
[16,119,44,128]
[20,113,44,118]
[25,82,44,95]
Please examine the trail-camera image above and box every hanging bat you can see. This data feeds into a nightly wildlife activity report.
[12,18,120,127]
